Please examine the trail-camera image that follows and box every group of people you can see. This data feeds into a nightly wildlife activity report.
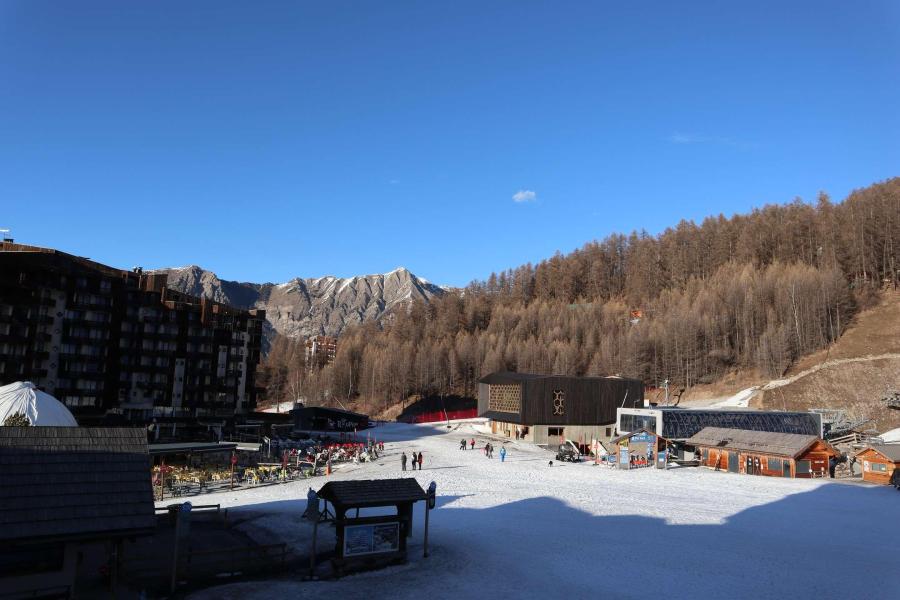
[459,438,508,462]
[401,450,425,471]
[460,438,476,450]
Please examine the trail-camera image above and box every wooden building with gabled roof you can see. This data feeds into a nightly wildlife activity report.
[0,427,155,598]
[686,427,838,478]
[855,444,900,485]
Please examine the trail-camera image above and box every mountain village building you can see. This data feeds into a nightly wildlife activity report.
[0,241,265,424]
[687,427,838,478]
[477,372,644,447]
[855,444,900,485]
[0,427,155,598]
[305,335,337,366]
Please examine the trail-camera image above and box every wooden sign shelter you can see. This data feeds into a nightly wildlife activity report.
[310,478,431,577]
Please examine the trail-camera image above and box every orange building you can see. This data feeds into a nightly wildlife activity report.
[687,427,838,478]
[855,445,900,485]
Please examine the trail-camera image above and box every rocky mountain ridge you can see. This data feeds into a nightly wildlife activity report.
[155,265,444,342]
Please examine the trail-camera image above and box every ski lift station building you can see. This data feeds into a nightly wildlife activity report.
[616,406,824,459]
[477,372,644,447]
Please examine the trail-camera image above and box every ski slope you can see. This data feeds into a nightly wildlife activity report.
[185,422,900,600]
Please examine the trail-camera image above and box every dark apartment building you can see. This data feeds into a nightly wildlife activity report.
[305,335,337,367]
[0,241,265,424]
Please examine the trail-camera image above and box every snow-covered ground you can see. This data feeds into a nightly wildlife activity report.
[258,400,296,413]
[707,386,759,408]
[880,427,900,443]
[183,422,900,600]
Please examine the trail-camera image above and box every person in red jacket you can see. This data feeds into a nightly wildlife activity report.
[417,451,424,470]
[470,438,475,450]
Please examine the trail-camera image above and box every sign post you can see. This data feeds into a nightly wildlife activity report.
[170,502,192,593]
[424,481,436,558]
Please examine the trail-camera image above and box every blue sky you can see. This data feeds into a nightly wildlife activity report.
[1,2,899,287]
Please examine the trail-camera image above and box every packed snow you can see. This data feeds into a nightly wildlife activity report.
[880,427,900,443]
[708,386,759,408]
[183,422,900,600]
[258,400,297,414]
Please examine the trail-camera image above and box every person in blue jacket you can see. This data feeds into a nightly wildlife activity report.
[499,446,507,463]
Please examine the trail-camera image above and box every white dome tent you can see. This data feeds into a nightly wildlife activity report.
[0,381,78,426]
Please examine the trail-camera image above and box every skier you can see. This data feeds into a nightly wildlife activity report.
[470,438,475,450]
[401,452,408,471]
[411,451,417,471]
[500,447,507,463]
[460,439,467,451]
[417,451,424,470]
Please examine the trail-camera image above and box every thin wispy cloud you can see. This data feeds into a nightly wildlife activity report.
[512,189,537,203]
[667,132,756,149]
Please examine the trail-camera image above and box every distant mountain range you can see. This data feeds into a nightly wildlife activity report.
[155,265,444,343]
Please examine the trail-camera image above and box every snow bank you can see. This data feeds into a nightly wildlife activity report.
[879,427,900,443]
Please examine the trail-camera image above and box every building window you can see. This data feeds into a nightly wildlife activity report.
[548,427,565,438]
[552,390,565,415]
[767,457,782,471]
[488,384,521,413]
[605,427,612,437]
[620,413,657,433]
[795,460,811,475]
[872,463,888,472]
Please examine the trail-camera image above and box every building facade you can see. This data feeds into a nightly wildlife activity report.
[0,242,265,423]
[687,427,838,478]
[305,335,338,367]
[477,372,644,447]
[616,407,824,441]
[855,445,900,485]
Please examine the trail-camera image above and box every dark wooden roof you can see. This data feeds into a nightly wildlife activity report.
[0,427,156,543]
[856,444,900,462]
[317,478,427,509]
[148,441,237,456]
[685,427,833,459]
[292,406,369,420]
[478,371,548,385]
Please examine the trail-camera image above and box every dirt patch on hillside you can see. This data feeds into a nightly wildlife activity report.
[760,358,900,432]
[758,291,900,432]
[679,292,900,432]
[789,290,900,373]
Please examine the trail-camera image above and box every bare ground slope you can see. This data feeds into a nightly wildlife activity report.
[679,291,900,432]
[758,290,900,432]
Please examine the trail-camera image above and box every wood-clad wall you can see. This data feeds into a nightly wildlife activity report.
[857,448,899,485]
[699,440,837,479]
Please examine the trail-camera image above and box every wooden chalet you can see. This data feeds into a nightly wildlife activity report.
[311,478,430,576]
[855,444,900,485]
[0,427,155,599]
[686,427,838,478]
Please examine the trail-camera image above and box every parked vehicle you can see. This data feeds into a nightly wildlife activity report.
[556,441,581,462]
[890,468,900,491]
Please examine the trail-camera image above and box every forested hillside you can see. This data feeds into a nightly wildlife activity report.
[261,178,900,413]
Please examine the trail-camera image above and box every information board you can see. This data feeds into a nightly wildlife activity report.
[343,522,400,557]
